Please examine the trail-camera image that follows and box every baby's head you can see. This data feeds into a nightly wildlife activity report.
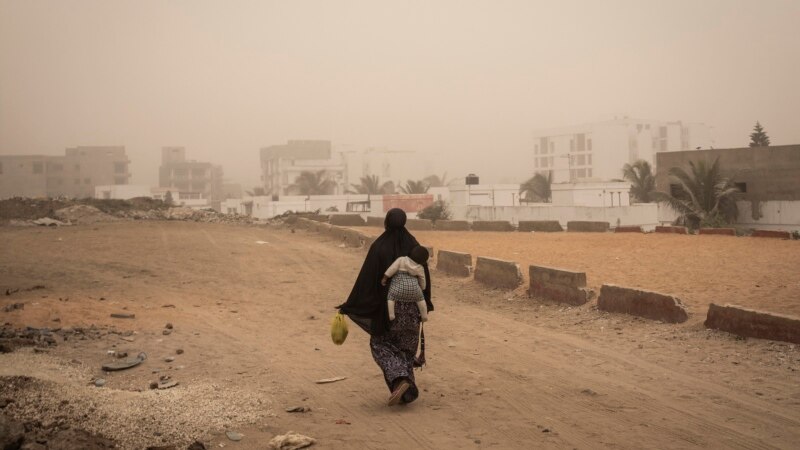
[409,245,429,266]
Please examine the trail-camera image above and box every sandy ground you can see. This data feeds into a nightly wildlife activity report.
[357,227,800,319]
[1,221,800,449]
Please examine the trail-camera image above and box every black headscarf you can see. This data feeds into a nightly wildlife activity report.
[338,208,433,336]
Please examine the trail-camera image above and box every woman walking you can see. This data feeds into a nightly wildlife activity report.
[338,208,433,405]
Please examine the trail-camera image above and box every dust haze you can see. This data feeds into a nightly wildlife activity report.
[1,0,799,188]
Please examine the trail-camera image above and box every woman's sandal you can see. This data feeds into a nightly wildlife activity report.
[388,379,411,406]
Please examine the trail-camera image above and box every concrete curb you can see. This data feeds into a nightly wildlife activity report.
[436,250,472,277]
[705,304,800,344]
[597,284,689,323]
[528,265,593,305]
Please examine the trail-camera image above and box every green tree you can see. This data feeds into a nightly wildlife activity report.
[749,121,770,147]
[245,186,269,196]
[346,175,394,194]
[622,160,656,203]
[519,171,552,202]
[164,190,174,206]
[289,170,336,195]
[399,180,429,194]
[422,172,449,188]
[417,200,452,223]
[651,157,740,229]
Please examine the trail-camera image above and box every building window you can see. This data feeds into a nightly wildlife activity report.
[587,139,592,151]
[114,162,126,174]
[577,168,586,178]
[33,162,43,174]
[577,154,586,165]
[735,182,747,193]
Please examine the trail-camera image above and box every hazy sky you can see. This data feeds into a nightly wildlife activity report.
[1,0,799,187]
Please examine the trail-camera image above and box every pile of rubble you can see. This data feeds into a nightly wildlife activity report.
[1,197,259,226]
[0,324,112,353]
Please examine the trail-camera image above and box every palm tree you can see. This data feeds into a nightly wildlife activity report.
[399,180,429,194]
[651,157,740,229]
[422,172,448,188]
[347,175,394,195]
[622,160,656,203]
[289,170,336,195]
[245,186,269,197]
[519,171,552,202]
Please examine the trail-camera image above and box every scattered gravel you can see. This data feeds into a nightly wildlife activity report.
[0,350,271,450]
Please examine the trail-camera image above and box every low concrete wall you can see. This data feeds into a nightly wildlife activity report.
[458,204,658,231]
[366,216,383,227]
[752,230,792,239]
[436,250,472,277]
[405,218,433,230]
[342,229,365,248]
[597,284,689,323]
[655,225,688,234]
[329,214,366,226]
[471,221,515,232]
[434,220,471,231]
[705,304,800,344]
[528,265,593,305]
[614,226,643,233]
[699,228,736,236]
[518,220,563,232]
[567,221,609,232]
[474,256,523,289]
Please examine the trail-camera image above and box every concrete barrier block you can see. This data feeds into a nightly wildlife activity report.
[614,226,643,233]
[752,230,792,239]
[705,304,800,344]
[405,218,433,230]
[567,221,609,232]
[474,256,523,289]
[329,214,366,226]
[434,220,471,231]
[597,284,689,323]
[366,216,384,227]
[329,225,347,241]
[655,225,688,234]
[342,229,365,248]
[437,250,472,277]
[471,221,515,232]
[528,265,592,305]
[699,228,736,236]
[518,221,563,232]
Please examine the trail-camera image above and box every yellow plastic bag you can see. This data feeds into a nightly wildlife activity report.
[331,312,348,345]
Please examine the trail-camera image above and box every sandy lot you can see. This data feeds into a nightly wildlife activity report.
[1,221,800,449]
[357,227,800,319]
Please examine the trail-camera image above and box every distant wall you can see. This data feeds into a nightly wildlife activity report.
[453,204,658,230]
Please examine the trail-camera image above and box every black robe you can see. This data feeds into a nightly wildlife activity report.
[338,210,433,336]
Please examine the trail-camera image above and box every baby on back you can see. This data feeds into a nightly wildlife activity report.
[381,245,429,322]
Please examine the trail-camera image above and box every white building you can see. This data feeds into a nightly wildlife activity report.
[260,140,346,196]
[533,118,712,183]
[550,181,631,207]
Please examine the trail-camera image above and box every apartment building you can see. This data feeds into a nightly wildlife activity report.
[259,140,345,196]
[0,146,130,199]
[533,118,712,183]
[158,147,223,205]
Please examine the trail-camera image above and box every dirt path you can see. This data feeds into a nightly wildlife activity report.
[1,222,799,449]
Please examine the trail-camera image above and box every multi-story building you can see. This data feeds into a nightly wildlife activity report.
[260,140,345,196]
[0,146,130,199]
[158,147,223,206]
[532,118,712,183]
